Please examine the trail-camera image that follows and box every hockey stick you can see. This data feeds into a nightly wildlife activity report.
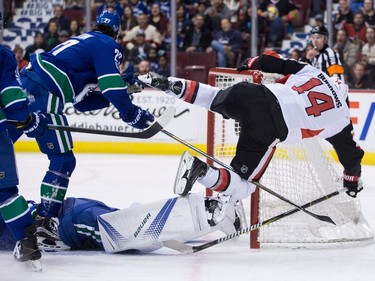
[163,188,347,254]
[160,129,336,225]
[8,107,176,139]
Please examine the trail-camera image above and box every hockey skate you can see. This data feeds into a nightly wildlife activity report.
[14,225,42,271]
[138,72,184,95]
[35,215,60,241]
[205,195,247,234]
[174,151,208,196]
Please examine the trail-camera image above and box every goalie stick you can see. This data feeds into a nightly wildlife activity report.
[160,129,336,225]
[8,107,176,139]
[163,188,347,254]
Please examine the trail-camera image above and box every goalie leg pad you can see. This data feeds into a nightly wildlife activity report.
[98,192,211,253]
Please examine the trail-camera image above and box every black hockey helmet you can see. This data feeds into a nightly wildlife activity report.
[310,25,329,36]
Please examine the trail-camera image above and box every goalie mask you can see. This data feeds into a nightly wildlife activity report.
[95,10,120,38]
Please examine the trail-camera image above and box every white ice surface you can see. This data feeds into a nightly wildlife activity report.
[1,153,374,281]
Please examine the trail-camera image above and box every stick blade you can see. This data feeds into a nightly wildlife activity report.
[162,240,194,254]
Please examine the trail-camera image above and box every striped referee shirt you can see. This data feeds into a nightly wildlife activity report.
[309,45,345,82]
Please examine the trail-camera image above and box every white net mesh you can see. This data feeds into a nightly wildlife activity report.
[208,68,374,247]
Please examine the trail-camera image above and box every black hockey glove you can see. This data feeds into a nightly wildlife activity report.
[343,171,363,198]
[121,105,155,129]
[16,112,50,138]
[236,56,259,72]
[122,73,143,94]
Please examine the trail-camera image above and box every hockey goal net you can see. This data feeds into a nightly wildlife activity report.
[207,68,374,248]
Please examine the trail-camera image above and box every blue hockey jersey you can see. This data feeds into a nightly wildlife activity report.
[0,198,117,251]
[0,45,30,129]
[28,31,133,116]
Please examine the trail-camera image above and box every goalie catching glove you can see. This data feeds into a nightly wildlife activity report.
[121,105,155,129]
[343,171,363,198]
[16,112,49,138]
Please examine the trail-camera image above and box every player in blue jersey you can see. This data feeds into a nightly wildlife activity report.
[8,11,154,243]
[0,44,50,267]
[0,194,245,253]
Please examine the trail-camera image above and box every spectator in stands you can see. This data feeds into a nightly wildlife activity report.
[204,0,233,33]
[161,22,183,51]
[334,29,361,75]
[149,3,169,36]
[147,47,160,73]
[176,4,191,41]
[24,31,45,61]
[348,61,372,88]
[209,17,242,67]
[303,26,346,82]
[334,0,354,30]
[197,1,208,16]
[223,0,241,23]
[342,12,368,46]
[123,13,162,50]
[156,51,171,77]
[97,0,123,19]
[43,19,60,52]
[128,0,149,17]
[239,5,266,55]
[311,0,324,17]
[137,60,151,75]
[65,0,85,10]
[119,4,137,40]
[159,0,171,18]
[13,46,28,70]
[127,31,152,66]
[69,20,81,37]
[360,0,375,26]
[314,13,325,28]
[183,14,212,53]
[289,48,302,60]
[361,26,375,77]
[350,0,364,14]
[257,0,299,47]
[58,30,70,44]
[44,4,70,34]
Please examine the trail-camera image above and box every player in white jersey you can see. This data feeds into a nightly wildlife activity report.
[138,50,364,208]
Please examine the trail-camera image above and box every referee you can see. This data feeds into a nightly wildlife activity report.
[303,26,346,82]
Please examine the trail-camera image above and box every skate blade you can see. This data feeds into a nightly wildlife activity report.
[25,260,43,272]
[173,151,193,195]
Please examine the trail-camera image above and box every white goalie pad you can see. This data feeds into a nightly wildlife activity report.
[98,192,213,253]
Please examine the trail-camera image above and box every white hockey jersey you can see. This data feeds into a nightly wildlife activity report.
[264,64,350,144]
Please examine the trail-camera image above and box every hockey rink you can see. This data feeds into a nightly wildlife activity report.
[1,152,374,281]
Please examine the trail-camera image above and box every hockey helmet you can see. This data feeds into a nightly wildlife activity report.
[95,10,120,36]
[310,25,329,37]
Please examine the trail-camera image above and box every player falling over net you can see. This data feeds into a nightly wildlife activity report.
[7,10,154,245]
[138,50,364,214]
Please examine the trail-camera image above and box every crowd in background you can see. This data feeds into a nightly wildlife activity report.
[5,0,375,89]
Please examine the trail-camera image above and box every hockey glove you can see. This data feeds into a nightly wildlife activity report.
[343,171,363,198]
[236,56,259,72]
[16,112,50,138]
[121,105,155,129]
[122,73,143,94]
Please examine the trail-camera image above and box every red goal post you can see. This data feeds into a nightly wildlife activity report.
[206,68,374,249]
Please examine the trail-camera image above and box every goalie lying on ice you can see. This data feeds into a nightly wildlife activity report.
[0,193,246,253]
